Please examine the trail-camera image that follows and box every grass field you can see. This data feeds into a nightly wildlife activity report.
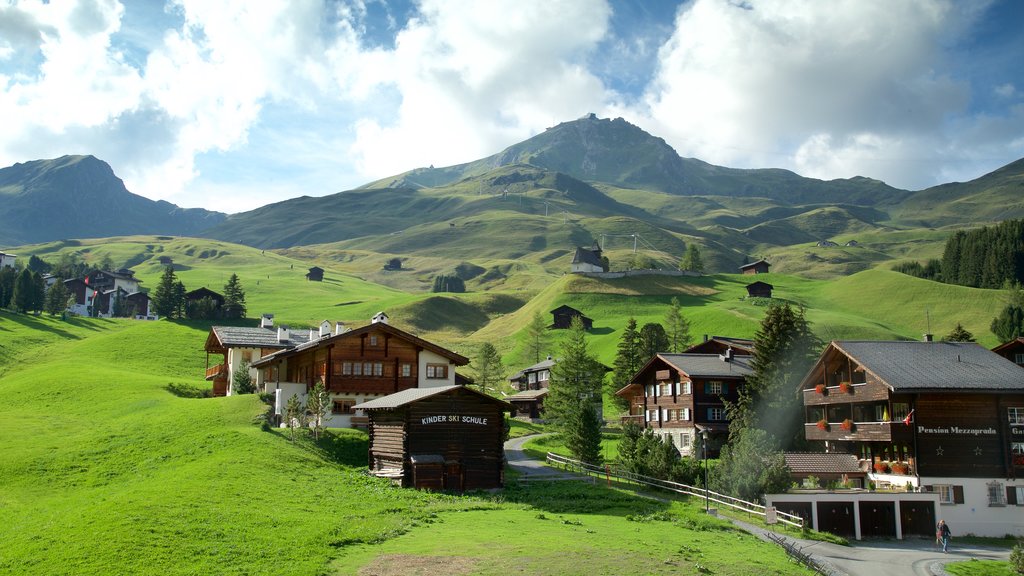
[0,310,815,575]
[945,559,1019,576]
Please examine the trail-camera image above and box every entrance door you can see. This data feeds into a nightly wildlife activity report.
[444,460,463,491]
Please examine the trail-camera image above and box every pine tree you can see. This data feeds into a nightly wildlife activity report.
[610,318,643,402]
[680,244,704,273]
[526,311,549,363]
[306,381,331,440]
[730,302,818,450]
[942,322,975,342]
[27,255,51,274]
[151,266,180,318]
[284,394,304,441]
[638,322,669,361]
[232,360,255,394]
[11,269,35,313]
[473,342,504,393]
[44,280,70,316]
[992,304,1024,343]
[0,267,17,309]
[222,273,247,319]
[664,297,691,353]
[546,316,604,463]
[30,271,46,313]
[172,281,187,319]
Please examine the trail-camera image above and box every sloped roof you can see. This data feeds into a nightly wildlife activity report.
[745,281,774,290]
[571,246,603,267]
[739,259,770,270]
[992,337,1024,354]
[508,388,549,400]
[820,341,1024,392]
[353,385,511,410]
[209,325,310,349]
[784,452,864,475]
[657,353,754,378]
[685,336,755,354]
[508,358,557,380]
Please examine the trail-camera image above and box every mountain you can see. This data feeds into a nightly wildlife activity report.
[891,157,1024,227]
[0,155,226,246]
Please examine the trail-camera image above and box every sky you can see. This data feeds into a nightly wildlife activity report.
[1,0,1023,214]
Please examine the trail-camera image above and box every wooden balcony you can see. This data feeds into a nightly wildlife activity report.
[205,363,226,381]
[620,414,643,426]
[211,380,228,397]
[328,377,418,395]
[804,421,893,442]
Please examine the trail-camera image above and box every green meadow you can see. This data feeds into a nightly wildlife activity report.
[0,312,812,575]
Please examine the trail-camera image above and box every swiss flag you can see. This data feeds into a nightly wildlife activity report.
[902,409,915,425]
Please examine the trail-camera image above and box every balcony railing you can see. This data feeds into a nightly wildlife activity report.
[804,421,894,441]
[205,363,226,381]
[620,414,643,425]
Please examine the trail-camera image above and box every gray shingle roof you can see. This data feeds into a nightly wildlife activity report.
[834,341,1024,391]
[212,326,310,348]
[353,385,511,410]
[508,358,556,381]
[571,247,603,267]
[784,452,864,475]
[658,353,754,378]
[508,388,549,400]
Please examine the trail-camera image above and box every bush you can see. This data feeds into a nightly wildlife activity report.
[1010,539,1023,574]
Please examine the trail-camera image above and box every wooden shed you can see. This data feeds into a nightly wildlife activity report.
[739,259,771,274]
[550,304,593,330]
[353,385,511,491]
[745,280,773,298]
[306,266,325,281]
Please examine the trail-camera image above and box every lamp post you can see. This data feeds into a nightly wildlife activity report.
[702,429,709,514]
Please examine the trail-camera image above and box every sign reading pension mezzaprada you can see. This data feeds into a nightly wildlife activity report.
[917,426,997,436]
[421,415,488,426]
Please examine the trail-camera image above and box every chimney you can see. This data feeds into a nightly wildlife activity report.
[309,328,317,341]
[319,320,331,338]
[372,311,389,325]
[720,348,734,362]
[277,326,289,343]
[335,321,347,335]
[703,334,709,343]
[260,314,274,328]
[923,333,933,342]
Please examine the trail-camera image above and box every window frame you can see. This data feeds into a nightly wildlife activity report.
[1009,407,1024,425]
[708,407,726,421]
[988,481,1006,507]
[935,484,954,504]
[401,363,412,378]
[426,363,449,379]
[706,381,723,395]
[331,398,356,415]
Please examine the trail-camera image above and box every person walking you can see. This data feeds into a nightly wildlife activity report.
[936,519,952,553]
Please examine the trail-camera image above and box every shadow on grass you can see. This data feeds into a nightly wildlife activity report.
[497,475,674,519]
[0,310,92,339]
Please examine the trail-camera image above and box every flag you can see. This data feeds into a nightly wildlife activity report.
[902,409,915,425]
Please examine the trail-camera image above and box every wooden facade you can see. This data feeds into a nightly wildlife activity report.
[745,281,773,298]
[306,266,324,281]
[550,305,593,330]
[355,386,511,491]
[616,352,752,456]
[993,338,1024,367]
[739,259,770,274]
[186,287,225,308]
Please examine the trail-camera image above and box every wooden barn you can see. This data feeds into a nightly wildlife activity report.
[186,287,225,308]
[306,266,324,281]
[739,259,770,274]
[354,385,511,491]
[745,280,773,298]
[550,304,593,330]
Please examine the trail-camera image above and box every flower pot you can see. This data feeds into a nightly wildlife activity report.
[840,419,854,431]
[816,419,828,431]
[815,384,827,395]
[839,382,851,394]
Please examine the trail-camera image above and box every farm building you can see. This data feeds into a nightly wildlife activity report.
[306,266,324,281]
[507,389,548,419]
[354,385,511,491]
[787,339,1024,537]
[550,304,593,330]
[739,259,770,274]
[570,242,604,273]
[186,287,225,308]
[745,281,773,299]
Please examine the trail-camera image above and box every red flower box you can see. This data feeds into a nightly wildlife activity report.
[815,384,827,395]
[840,419,854,431]
[890,463,909,475]
[816,419,828,431]
[839,382,851,393]
[873,462,889,474]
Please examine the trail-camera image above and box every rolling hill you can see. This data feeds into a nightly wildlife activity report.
[0,155,226,246]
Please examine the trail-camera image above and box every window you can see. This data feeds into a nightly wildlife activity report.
[680,408,691,421]
[1012,442,1024,466]
[1014,353,1024,366]
[1009,407,1024,425]
[646,409,657,423]
[682,381,692,395]
[341,362,352,376]
[1010,486,1024,506]
[401,363,412,377]
[661,383,673,396]
[332,399,356,414]
[708,407,726,421]
[988,481,1006,506]
[539,370,549,382]
[661,408,669,422]
[371,362,382,377]
[369,335,378,346]
[706,381,723,395]
[874,404,887,421]
[528,372,537,384]
[679,432,692,452]
[892,402,910,421]
[426,364,448,379]
[935,485,954,504]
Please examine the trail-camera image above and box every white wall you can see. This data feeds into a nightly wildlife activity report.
[919,476,1024,537]
[418,350,456,388]
[225,347,261,395]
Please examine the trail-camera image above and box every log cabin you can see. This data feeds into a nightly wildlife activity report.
[739,259,770,274]
[550,304,593,330]
[992,337,1024,368]
[354,385,511,490]
[251,313,470,429]
[745,281,773,299]
[794,339,1024,537]
[615,349,752,457]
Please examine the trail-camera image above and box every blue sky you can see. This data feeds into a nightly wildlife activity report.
[1,0,1022,213]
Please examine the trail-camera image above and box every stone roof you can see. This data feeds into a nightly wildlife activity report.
[211,325,310,349]
[830,341,1024,392]
[657,353,754,378]
[507,388,549,400]
[353,385,511,410]
[784,452,864,475]
[508,358,556,381]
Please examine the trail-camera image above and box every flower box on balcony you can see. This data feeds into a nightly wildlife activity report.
[840,419,854,431]
[815,384,827,395]
[873,462,890,474]
[816,419,828,431]
[890,463,909,475]
[838,382,852,394]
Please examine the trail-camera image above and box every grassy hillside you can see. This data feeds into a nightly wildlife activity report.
[0,311,812,575]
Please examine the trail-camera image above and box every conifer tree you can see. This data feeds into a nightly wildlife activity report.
[942,322,976,342]
[222,273,247,319]
[546,316,604,463]
[172,281,187,319]
[232,360,255,394]
[30,270,46,313]
[44,280,70,316]
[992,304,1024,343]
[284,394,304,441]
[664,297,691,353]
[611,318,643,401]
[473,342,504,393]
[11,269,35,313]
[638,322,669,361]
[151,266,180,318]
[526,311,549,363]
[680,244,704,273]
[306,381,331,440]
[0,267,17,309]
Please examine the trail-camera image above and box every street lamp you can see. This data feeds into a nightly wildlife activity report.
[701,429,709,514]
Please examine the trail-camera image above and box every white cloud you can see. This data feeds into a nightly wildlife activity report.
[995,83,1017,99]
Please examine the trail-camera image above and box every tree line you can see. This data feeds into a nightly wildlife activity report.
[151,266,247,320]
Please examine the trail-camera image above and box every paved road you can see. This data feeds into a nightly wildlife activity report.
[504,435,1012,575]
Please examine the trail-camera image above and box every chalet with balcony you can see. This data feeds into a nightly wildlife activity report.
[85,268,141,294]
[251,313,470,429]
[203,314,311,397]
[616,350,752,457]
[993,338,1024,367]
[509,357,555,391]
[798,340,1024,537]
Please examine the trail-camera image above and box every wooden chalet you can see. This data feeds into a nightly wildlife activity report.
[85,268,141,294]
[306,266,324,281]
[508,357,555,391]
[745,281,773,299]
[783,452,867,488]
[507,389,548,419]
[993,338,1024,368]
[796,340,1024,537]
[616,350,752,456]
[204,315,310,396]
[252,314,470,428]
[353,385,511,490]
[685,335,754,356]
[739,259,770,275]
[550,304,593,330]
[186,287,225,308]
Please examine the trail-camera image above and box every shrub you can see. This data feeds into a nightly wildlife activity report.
[1010,539,1023,574]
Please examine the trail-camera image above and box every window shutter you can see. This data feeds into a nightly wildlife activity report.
[704,383,710,394]
[707,408,713,420]
[683,408,690,421]
[673,381,679,395]
[1007,486,1018,506]
[662,408,668,422]
[953,485,965,504]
